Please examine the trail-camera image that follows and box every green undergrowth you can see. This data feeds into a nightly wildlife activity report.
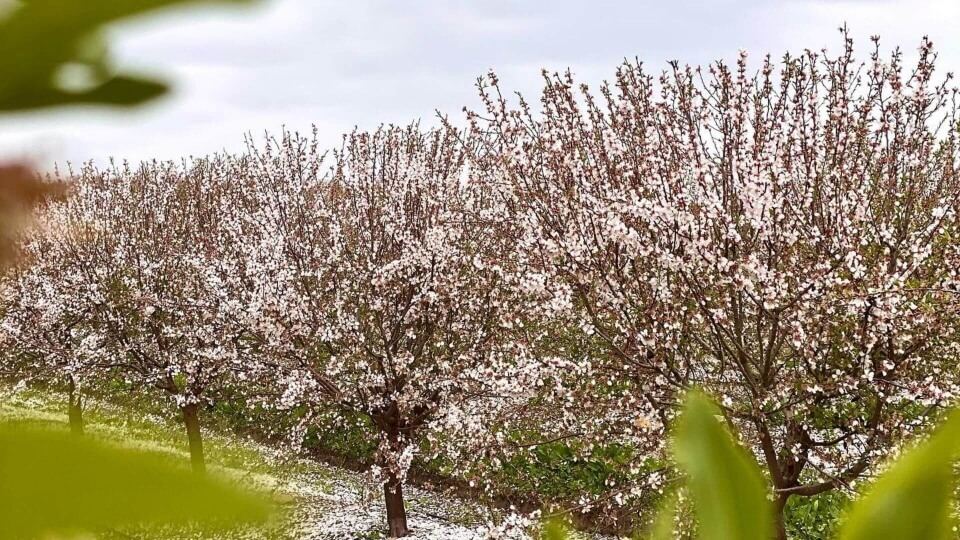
[210,395,845,535]
[1,383,851,537]
[80,379,662,520]
[0,377,943,540]
[0,387,311,539]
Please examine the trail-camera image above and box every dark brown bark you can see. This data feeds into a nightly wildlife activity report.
[383,472,409,537]
[181,403,206,474]
[67,378,83,436]
[773,494,789,540]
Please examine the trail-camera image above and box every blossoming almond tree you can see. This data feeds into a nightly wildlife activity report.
[2,232,107,435]
[649,36,960,538]
[0,168,83,427]
[24,160,255,473]
[466,66,694,525]
[472,32,960,537]
[236,126,545,537]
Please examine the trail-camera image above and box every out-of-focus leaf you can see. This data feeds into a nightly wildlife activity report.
[837,409,960,540]
[648,490,679,540]
[672,390,771,540]
[6,76,169,112]
[540,518,571,540]
[0,0,257,112]
[0,424,272,537]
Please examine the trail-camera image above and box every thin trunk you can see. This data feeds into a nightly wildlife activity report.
[773,493,789,540]
[383,472,409,537]
[181,403,206,474]
[67,378,83,436]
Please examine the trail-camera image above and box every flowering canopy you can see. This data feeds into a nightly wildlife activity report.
[469,32,960,534]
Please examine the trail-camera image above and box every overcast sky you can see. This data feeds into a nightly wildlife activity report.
[2,0,958,169]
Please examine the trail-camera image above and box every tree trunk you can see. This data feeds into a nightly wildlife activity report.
[383,472,409,537]
[181,403,206,474]
[773,493,789,540]
[67,378,83,436]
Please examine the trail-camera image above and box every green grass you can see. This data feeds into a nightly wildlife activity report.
[0,386,326,540]
[0,384,668,535]
[0,387,276,475]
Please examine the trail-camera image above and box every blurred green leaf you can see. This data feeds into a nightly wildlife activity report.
[0,0,257,112]
[0,424,271,537]
[540,518,571,540]
[5,75,169,112]
[837,409,960,540]
[672,390,771,540]
[648,490,679,540]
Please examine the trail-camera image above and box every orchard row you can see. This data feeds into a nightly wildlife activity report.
[4,34,960,538]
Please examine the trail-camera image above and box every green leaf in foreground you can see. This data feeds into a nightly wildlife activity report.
[0,424,271,537]
[0,0,257,112]
[648,490,680,540]
[837,409,960,540]
[540,518,572,540]
[672,390,771,540]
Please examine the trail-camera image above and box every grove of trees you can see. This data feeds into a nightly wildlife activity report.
[4,33,960,538]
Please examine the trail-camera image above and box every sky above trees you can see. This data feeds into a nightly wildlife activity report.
[1,0,957,167]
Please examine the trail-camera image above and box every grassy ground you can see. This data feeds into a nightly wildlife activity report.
[2,385,850,539]
[0,387,277,474]
[0,386,297,539]
[0,386,531,539]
